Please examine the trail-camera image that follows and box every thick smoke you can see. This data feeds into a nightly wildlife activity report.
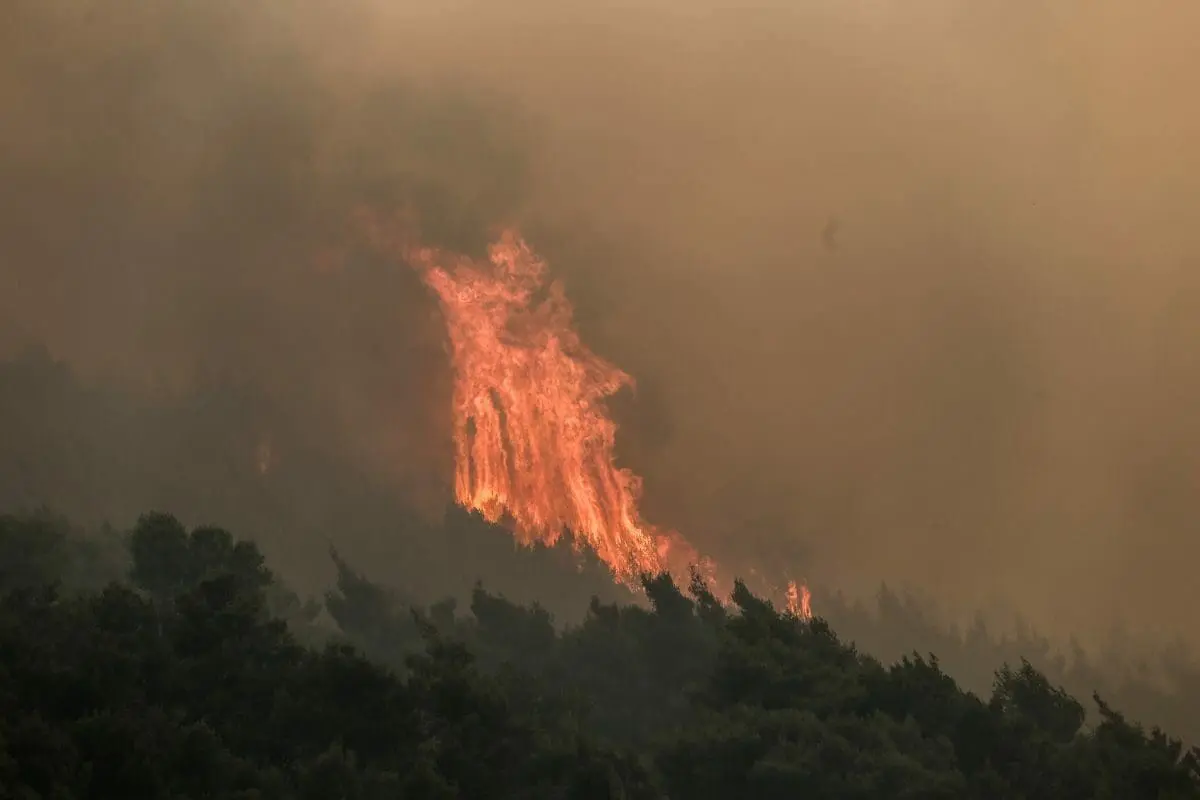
[3,0,1199,645]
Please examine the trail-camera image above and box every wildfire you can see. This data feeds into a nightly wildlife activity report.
[786,580,813,620]
[403,230,704,584]
[357,214,811,618]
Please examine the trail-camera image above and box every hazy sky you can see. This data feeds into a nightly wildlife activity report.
[2,0,1199,644]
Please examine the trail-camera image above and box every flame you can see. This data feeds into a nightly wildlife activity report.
[407,229,708,587]
[354,213,813,614]
[786,579,813,621]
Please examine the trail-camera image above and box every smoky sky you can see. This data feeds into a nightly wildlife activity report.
[3,0,1199,645]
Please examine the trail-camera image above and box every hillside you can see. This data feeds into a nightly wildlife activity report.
[1,510,1196,798]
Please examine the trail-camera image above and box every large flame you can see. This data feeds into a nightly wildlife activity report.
[408,230,707,586]
[786,580,812,619]
[356,214,811,616]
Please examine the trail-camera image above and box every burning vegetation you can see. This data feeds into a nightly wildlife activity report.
[357,214,811,615]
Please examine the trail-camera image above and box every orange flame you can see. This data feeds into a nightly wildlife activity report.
[786,580,813,621]
[407,230,709,588]
[354,214,812,614]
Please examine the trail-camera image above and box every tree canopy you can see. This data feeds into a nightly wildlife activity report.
[0,510,1196,798]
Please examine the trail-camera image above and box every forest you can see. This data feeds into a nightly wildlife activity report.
[2,348,1200,797]
[1,507,1198,798]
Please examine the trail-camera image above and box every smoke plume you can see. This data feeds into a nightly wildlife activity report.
[3,0,1199,645]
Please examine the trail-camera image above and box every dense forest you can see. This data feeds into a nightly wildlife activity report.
[3,351,1200,796]
[1,508,1197,798]
[4,349,1200,729]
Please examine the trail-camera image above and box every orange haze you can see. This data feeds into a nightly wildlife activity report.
[2,0,1199,645]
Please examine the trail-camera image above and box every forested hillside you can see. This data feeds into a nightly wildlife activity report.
[4,349,1200,749]
[1,510,1197,798]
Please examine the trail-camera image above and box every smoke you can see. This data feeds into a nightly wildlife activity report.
[3,0,1199,644]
